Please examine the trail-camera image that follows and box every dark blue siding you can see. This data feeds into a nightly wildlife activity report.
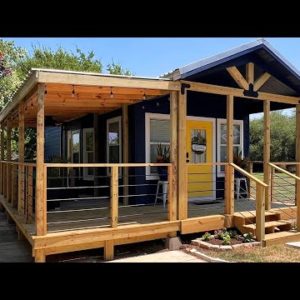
[45,126,62,161]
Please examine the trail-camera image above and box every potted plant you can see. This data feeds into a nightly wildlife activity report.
[233,150,249,177]
[156,143,170,181]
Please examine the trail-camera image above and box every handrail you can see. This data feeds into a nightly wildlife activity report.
[230,163,268,187]
[45,163,171,168]
[269,163,300,181]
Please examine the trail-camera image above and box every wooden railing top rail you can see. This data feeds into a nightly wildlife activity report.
[0,161,36,167]
[269,163,300,181]
[187,162,227,166]
[45,162,171,168]
[272,162,300,166]
[230,163,268,187]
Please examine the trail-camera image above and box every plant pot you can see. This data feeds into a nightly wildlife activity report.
[157,166,168,181]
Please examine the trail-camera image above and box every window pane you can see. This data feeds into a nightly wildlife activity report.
[86,131,94,151]
[72,132,80,153]
[150,119,170,143]
[108,122,120,145]
[234,146,240,156]
[233,125,241,144]
[220,145,227,162]
[220,124,227,144]
[73,152,79,163]
[109,146,120,163]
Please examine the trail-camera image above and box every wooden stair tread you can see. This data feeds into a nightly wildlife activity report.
[243,220,291,230]
[234,211,280,218]
[263,231,300,240]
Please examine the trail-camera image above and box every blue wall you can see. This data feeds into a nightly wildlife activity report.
[45,126,62,161]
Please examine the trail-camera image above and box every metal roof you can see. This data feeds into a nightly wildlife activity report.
[165,39,300,84]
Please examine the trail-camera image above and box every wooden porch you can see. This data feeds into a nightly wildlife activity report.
[0,65,300,262]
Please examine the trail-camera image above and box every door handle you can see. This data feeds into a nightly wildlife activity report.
[186,152,189,163]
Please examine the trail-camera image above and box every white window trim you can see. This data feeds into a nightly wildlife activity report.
[83,128,95,181]
[69,129,81,163]
[145,113,170,180]
[107,116,122,175]
[217,118,244,177]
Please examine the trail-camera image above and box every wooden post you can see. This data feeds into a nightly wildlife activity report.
[26,166,33,223]
[246,62,254,85]
[169,91,178,221]
[18,103,25,215]
[296,104,300,230]
[6,125,11,203]
[2,126,7,198]
[111,166,118,228]
[264,100,271,210]
[104,240,114,261]
[122,105,129,206]
[36,84,47,236]
[256,183,265,242]
[34,249,46,263]
[0,123,4,195]
[178,90,187,220]
[249,162,253,174]
[225,95,234,215]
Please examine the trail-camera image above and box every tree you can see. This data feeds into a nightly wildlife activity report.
[250,110,296,162]
[107,61,133,76]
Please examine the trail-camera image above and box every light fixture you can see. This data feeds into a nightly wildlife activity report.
[72,85,75,97]
[110,87,114,98]
[143,92,146,100]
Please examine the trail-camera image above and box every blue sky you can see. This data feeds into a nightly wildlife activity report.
[3,37,300,77]
[2,37,298,117]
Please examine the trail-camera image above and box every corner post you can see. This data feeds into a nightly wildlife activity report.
[6,123,12,203]
[263,100,271,210]
[18,103,25,215]
[36,84,47,236]
[225,95,234,215]
[256,183,265,242]
[178,88,187,220]
[296,104,300,230]
[122,105,129,205]
[0,123,4,195]
[111,166,118,228]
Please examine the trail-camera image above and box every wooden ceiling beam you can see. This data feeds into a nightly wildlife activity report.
[246,63,254,85]
[226,66,249,90]
[253,72,271,91]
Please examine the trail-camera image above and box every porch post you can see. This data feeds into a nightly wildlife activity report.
[169,91,178,221]
[296,104,300,230]
[122,104,129,205]
[36,83,47,236]
[225,95,234,214]
[0,123,3,195]
[6,123,12,203]
[18,103,25,215]
[263,100,271,210]
[178,88,187,220]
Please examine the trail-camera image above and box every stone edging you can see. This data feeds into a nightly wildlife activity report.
[181,246,228,263]
[191,238,261,251]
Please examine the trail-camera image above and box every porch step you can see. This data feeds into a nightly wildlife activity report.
[233,211,281,227]
[263,231,300,246]
[242,220,292,235]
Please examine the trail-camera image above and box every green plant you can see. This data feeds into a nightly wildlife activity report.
[191,132,206,145]
[201,232,213,241]
[222,235,231,245]
[242,232,255,243]
[228,229,238,238]
[233,150,249,170]
[156,143,170,163]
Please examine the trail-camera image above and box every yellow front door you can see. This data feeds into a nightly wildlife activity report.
[186,119,214,200]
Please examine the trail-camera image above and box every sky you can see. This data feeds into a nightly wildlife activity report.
[2,37,298,117]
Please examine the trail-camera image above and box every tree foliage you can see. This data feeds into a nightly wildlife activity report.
[250,110,296,162]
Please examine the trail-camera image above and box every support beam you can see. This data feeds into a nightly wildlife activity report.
[264,100,271,210]
[122,105,129,206]
[226,66,249,90]
[18,103,25,215]
[296,104,300,230]
[104,240,114,261]
[110,166,119,228]
[225,95,234,215]
[36,84,47,236]
[246,63,254,85]
[181,80,300,105]
[254,73,271,91]
[169,91,178,221]
[255,184,265,241]
[178,90,187,220]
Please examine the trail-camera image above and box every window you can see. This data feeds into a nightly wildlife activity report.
[217,119,244,176]
[67,129,80,163]
[83,128,94,180]
[107,116,122,164]
[145,113,170,179]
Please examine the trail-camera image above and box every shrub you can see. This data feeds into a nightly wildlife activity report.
[201,232,213,241]
[242,232,255,243]
[222,235,231,245]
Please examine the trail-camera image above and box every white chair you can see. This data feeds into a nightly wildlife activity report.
[235,177,248,199]
[154,180,168,208]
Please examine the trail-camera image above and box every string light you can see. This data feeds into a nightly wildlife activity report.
[110,87,114,98]
[143,92,146,100]
[72,85,75,97]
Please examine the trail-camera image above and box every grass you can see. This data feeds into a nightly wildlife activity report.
[200,244,300,262]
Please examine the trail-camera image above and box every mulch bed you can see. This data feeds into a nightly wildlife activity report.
[207,237,242,246]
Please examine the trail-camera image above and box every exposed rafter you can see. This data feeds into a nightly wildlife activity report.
[226,66,249,90]
[246,63,254,85]
[254,72,271,91]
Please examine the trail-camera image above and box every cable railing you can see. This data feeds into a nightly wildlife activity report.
[44,163,175,233]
